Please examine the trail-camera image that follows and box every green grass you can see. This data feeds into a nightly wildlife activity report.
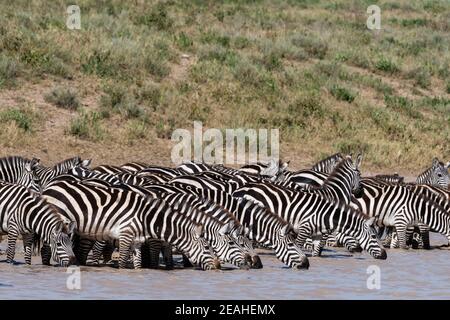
[68,110,105,141]
[0,0,449,170]
[0,108,34,132]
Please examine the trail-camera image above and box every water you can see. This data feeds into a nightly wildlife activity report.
[0,234,449,300]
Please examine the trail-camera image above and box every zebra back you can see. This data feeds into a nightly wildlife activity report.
[311,153,344,173]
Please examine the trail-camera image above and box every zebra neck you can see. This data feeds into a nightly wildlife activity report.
[331,204,364,236]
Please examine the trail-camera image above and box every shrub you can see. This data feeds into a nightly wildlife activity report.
[136,2,173,31]
[375,57,399,73]
[44,87,80,110]
[329,85,356,103]
[291,35,328,59]
[68,111,104,141]
[0,54,21,87]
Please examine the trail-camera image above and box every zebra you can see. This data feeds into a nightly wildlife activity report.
[300,154,363,256]
[120,162,149,173]
[372,173,404,184]
[42,177,218,270]
[135,166,181,179]
[169,174,229,192]
[311,153,344,173]
[0,181,76,266]
[353,178,450,249]
[172,187,310,268]
[34,156,91,189]
[0,156,41,192]
[160,191,261,268]
[380,158,449,248]
[416,157,450,188]
[232,182,387,259]
[93,165,131,175]
[278,153,343,185]
[156,192,251,268]
[177,161,212,175]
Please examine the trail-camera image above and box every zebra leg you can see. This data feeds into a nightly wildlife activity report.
[417,223,430,249]
[147,240,162,269]
[41,243,51,265]
[312,234,327,257]
[161,242,174,270]
[6,224,19,264]
[91,241,107,265]
[118,234,134,269]
[405,226,415,247]
[182,254,194,268]
[22,233,34,265]
[132,243,142,269]
[382,227,393,248]
[394,224,408,249]
[103,241,115,263]
[141,241,150,268]
[76,238,95,265]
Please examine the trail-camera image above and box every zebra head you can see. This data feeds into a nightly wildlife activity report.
[348,153,363,197]
[234,225,263,269]
[273,224,309,269]
[214,221,250,269]
[22,158,41,193]
[49,221,77,267]
[417,158,450,188]
[430,158,450,188]
[356,216,387,260]
[186,224,220,270]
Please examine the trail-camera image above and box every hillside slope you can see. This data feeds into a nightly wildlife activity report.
[0,0,449,172]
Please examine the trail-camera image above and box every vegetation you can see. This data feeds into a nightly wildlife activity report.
[0,0,448,171]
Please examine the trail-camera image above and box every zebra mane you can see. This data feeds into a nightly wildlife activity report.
[312,153,343,170]
[311,156,352,190]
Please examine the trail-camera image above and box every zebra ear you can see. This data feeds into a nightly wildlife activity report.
[445,161,450,169]
[280,224,292,236]
[432,157,440,168]
[194,224,204,237]
[355,154,363,169]
[54,221,64,234]
[218,222,232,236]
[365,216,377,227]
[67,221,76,234]
[81,159,92,168]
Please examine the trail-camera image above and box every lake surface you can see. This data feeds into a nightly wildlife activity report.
[0,234,449,300]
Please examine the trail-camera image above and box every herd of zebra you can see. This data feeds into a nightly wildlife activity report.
[0,153,449,270]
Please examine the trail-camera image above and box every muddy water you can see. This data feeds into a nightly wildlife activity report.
[0,233,449,300]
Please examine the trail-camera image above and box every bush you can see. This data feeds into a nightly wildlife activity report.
[68,111,104,141]
[100,83,145,119]
[136,2,173,31]
[44,87,80,110]
[291,35,328,59]
[375,57,399,73]
[329,85,356,103]
[0,108,33,132]
[0,54,21,87]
